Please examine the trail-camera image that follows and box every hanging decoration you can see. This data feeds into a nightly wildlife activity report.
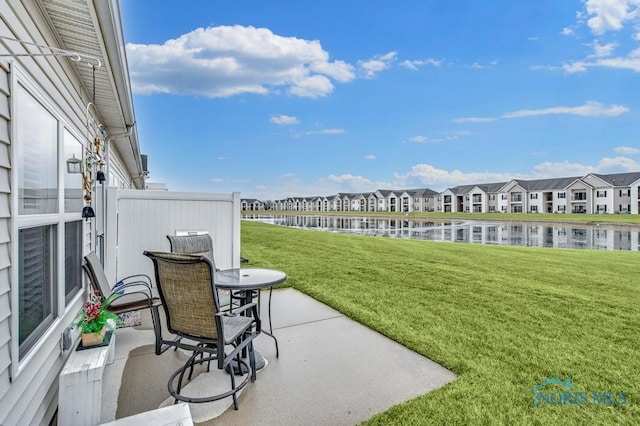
[81,64,106,215]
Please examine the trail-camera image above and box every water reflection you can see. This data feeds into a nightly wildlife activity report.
[242,214,640,251]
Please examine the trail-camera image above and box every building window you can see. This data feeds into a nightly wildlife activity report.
[573,191,587,201]
[13,76,85,364]
[596,205,607,213]
[65,221,83,304]
[597,190,607,197]
[16,85,58,215]
[18,226,57,359]
[501,194,507,200]
[530,193,538,200]
[557,192,566,199]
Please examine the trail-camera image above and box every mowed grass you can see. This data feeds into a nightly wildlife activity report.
[241,220,639,425]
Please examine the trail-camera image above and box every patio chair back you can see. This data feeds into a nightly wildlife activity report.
[167,234,217,270]
[143,251,221,340]
[83,252,114,297]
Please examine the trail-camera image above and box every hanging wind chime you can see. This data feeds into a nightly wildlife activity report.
[82,64,105,220]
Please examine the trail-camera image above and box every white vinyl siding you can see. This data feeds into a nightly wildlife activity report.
[0,63,12,402]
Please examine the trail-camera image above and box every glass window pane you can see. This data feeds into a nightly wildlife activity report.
[16,84,58,215]
[65,221,83,304]
[64,130,83,213]
[19,225,57,359]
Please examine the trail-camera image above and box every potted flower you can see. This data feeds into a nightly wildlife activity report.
[76,291,122,347]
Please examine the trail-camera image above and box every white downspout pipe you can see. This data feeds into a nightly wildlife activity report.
[98,124,135,262]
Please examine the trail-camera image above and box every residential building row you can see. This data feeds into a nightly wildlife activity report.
[242,171,640,215]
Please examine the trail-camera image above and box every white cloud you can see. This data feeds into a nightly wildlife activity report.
[364,154,376,160]
[211,177,250,184]
[289,74,335,98]
[531,151,548,156]
[406,132,470,144]
[396,164,516,187]
[532,161,597,177]
[528,36,540,41]
[597,156,640,170]
[126,25,355,98]
[502,101,629,118]
[407,135,429,143]
[304,128,346,136]
[584,0,640,35]
[400,58,443,70]
[270,114,299,125]
[358,51,397,78]
[614,146,640,154]
[590,40,617,57]
[562,27,575,35]
[563,56,640,72]
[453,117,497,123]
[325,173,373,187]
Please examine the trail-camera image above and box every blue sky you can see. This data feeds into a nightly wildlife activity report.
[120,0,640,200]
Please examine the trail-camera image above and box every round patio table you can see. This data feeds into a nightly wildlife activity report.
[214,268,287,373]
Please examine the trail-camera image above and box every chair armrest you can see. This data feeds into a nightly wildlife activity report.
[216,302,261,333]
[216,302,258,317]
[111,281,151,293]
[107,288,154,305]
[108,284,156,306]
[116,273,153,288]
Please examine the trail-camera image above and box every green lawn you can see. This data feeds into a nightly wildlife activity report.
[241,220,639,425]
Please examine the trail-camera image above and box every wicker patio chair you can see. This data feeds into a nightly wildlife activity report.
[143,251,261,409]
[167,234,279,357]
[167,234,235,309]
[82,252,156,316]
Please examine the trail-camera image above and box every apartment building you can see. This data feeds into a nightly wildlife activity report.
[259,171,640,215]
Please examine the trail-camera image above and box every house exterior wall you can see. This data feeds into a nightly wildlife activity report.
[0,2,146,424]
[567,181,592,214]
[0,63,11,408]
[614,188,631,213]
[0,4,94,424]
[631,181,640,214]
[528,191,544,213]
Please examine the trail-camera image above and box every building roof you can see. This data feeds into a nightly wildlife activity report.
[514,176,580,191]
[592,172,640,186]
[39,0,145,188]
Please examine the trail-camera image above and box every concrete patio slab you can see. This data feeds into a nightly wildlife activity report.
[102,288,456,425]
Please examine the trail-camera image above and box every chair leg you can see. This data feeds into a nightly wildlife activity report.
[249,340,257,382]
[230,356,239,410]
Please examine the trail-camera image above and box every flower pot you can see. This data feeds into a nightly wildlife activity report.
[81,327,106,347]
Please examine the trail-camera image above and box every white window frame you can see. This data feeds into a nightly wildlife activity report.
[10,66,85,378]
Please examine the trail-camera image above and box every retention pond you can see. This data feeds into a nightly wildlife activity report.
[243,214,640,251]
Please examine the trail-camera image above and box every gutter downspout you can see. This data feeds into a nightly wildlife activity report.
[98,123,135,262]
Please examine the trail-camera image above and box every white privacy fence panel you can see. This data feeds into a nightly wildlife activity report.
[105,189,241,286]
